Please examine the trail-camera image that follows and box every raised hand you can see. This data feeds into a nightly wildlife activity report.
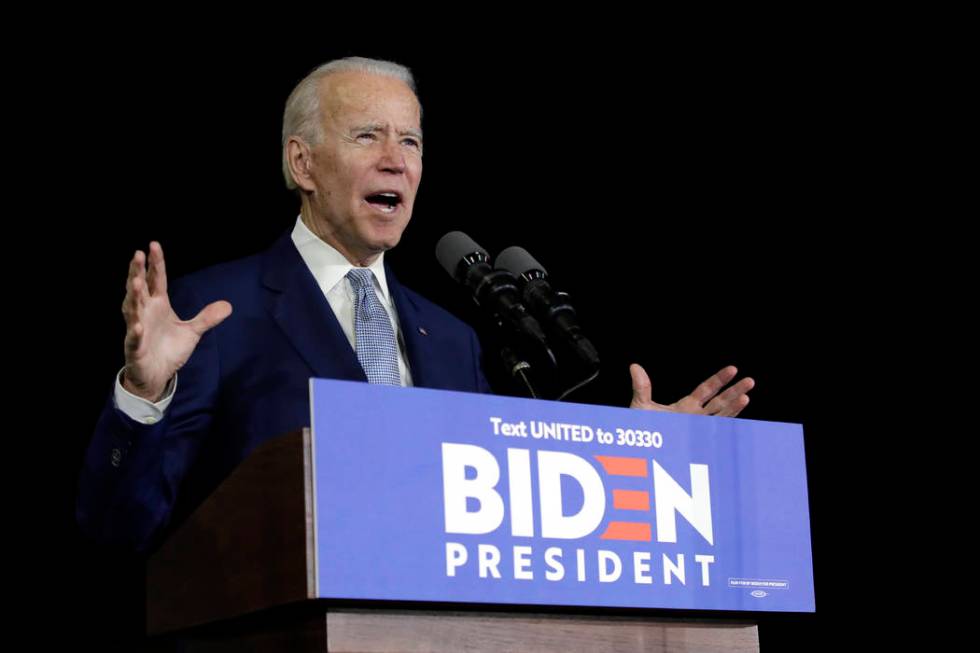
[120,242,232,401]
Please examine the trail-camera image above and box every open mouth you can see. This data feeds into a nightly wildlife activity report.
[364,191,403,214]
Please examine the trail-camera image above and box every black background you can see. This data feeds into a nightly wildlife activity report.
[30,28,904,650]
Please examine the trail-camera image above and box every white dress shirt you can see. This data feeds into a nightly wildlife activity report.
[114,217,413,424]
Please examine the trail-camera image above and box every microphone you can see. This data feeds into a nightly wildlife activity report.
[435,232,554,364]
[494,246,600,369]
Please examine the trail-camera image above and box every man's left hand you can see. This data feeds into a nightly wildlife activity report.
[629,364,754,417]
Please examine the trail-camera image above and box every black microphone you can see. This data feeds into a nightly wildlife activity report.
[494,246,600,369]
[435,232,554,364]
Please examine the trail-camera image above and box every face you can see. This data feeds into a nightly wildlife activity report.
[298,71,423,265]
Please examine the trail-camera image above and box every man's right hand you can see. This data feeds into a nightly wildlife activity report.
[121,242,233,402]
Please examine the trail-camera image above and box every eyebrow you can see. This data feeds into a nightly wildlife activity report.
[351,123,424,142]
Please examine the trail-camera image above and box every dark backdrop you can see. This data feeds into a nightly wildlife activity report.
[37,36,889,651]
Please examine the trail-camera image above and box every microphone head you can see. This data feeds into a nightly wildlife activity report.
[435,231,489,278]
[495,246,548,278]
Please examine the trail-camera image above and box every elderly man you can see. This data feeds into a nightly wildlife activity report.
[78,57,753,552]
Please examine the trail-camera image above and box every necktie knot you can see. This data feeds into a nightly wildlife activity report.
[345,267,374,294]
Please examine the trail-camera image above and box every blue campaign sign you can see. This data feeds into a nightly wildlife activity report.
[310,379,814,613]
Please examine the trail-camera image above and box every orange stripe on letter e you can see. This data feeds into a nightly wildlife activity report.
[594,455,648,477]
[600,521,652,541]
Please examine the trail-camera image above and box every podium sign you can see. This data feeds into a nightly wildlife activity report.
[310,379,814,613]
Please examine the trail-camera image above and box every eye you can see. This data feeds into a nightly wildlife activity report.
[401,138,421,150]
[355,132,378,143]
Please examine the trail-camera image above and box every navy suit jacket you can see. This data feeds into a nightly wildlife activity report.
[77,229,491,551]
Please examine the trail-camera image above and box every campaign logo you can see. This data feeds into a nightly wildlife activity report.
[440,444,716,586]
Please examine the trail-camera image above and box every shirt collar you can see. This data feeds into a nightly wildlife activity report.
[290,216,391,301]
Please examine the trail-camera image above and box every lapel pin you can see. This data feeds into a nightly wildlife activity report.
[418,327,429,336]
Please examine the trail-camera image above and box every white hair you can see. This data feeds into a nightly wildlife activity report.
[281,57,419,190]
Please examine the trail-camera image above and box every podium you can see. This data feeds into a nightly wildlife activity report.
[145,379,814,651]
[147,429,760,652]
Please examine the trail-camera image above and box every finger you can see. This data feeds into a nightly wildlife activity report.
[132,274,148,309]
[146,241,168,296]
[131,250,147,306]
[729,394,750,417]
[706,378,755,416]
[629,363,653,407]
[188,300,233,336]
[123,250,147,315]
[687,365,738,406]
[128,249,146,280]
[705,376,755,412]
[124,320,143,356]
[715,393,750,418]
[124,250,142,302]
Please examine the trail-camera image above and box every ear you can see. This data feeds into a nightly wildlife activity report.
[286,137,317,192]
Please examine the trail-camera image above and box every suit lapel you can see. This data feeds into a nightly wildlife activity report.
[386,264,434,389]
[261,231,367,383]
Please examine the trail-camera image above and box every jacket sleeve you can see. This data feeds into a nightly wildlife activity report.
[76,279,221,552]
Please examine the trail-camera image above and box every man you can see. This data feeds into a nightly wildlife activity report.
[77,57,753,552]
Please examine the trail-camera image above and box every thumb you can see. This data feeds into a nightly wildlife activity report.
[188,300,233,336]
[629,363,653,406]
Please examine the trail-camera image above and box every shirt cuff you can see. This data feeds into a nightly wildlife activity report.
[113,368,177,424]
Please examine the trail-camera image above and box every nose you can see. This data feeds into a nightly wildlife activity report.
[377,138,407,174]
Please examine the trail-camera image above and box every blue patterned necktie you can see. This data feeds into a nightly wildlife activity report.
[346,268,401,385]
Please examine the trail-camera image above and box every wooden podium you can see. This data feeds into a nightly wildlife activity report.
[145,429,759,652]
